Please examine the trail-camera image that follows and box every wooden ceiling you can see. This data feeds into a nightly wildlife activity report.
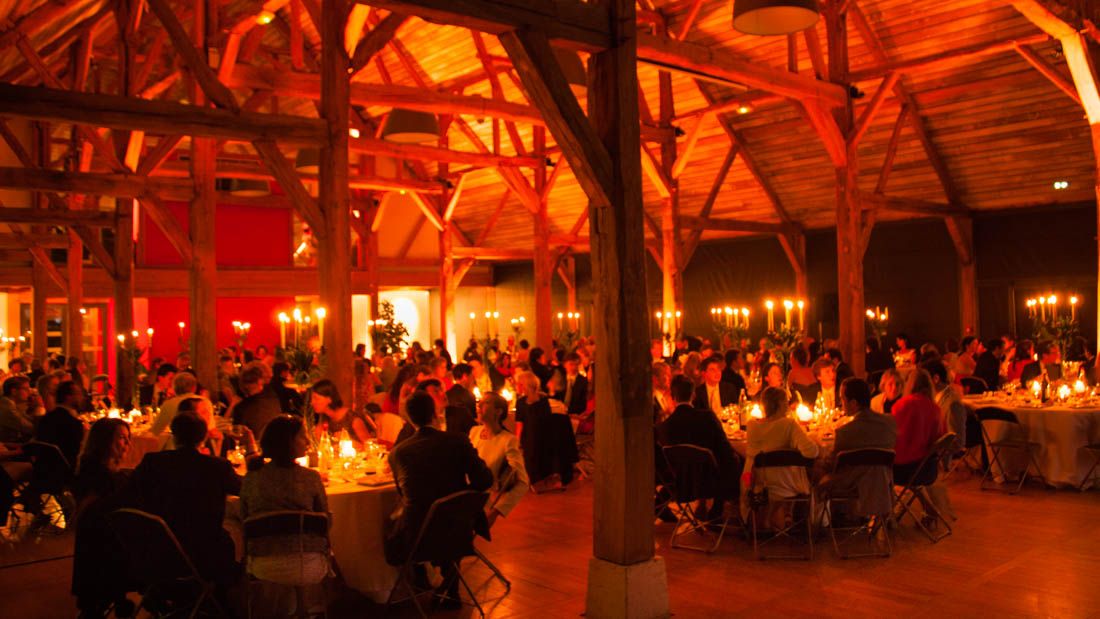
[0,0,1096,261]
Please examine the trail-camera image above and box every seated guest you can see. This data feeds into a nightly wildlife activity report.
[72,418,132,617]
[834,378,897,454]
[150,372,199,436]
[659,376,741,520]
[742,387,819,520]
[721,349,748,399]
[468,358,492,398]
[446,363,478,423]
[271,362,303,415]
[804,358,838,410]
[554,353,589,416]
[826,348,854,384]
[865,337,896,374]
[1006,339,1034,383]
[36,380,87,470]
[692,355,738,416]
[871,369,903,414]
[890,369,943,485]
[0,376,34,443]
[36,373,60,416]
[923,360,967,456]
[89,374,113,410]
[310,379,372,445]
[786,348,816,393]
[429,357,452,390]
[1020,340,1062,386]
[127,412,241,585]
[386,391,492,608]
[515,371,577,492]
[528,347,554,389]
[953,336,981,380]
[139,363,176,409]
[973,338,1003,391]
[418,379,475,437]
[468,393,529,528]
[895,334,917,367]
[652,361,674,423]
[241,415,329,594]
[231,364,283,439]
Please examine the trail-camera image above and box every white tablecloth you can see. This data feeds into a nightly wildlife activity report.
[326,479,399,603]
[964,396,1100,488]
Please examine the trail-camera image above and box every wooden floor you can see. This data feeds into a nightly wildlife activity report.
[3,473,1099,618]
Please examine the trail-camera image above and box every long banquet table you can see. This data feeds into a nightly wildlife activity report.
[963,395,1100,489]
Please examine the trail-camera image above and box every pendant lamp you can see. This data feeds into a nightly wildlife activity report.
[381,109,440,144]
[733,0,819,36]
[224,179,270,197]
[294,148,320,175]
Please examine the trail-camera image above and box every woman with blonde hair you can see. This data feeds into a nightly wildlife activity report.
[515,371,576,492]
[871,369,903,414]
[890,369,943,485]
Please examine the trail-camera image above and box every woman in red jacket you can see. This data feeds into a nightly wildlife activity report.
[890,368,943,486]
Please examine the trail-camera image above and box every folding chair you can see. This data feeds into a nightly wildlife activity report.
[385,490,489,618]
[107,508,230,618]
[893,433,955,543]
[471,469,517,591]
[947,409,986,478]
[19,441,75,532]
[820,448,895,559]
[1079,443,1100,491]
[748,450,816,560]
[959,376,988,395]
[243,510,331,619]
[661,444,730,553]
[975,407,1048,493]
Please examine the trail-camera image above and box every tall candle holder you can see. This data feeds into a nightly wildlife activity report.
[865,307,889,348]
[1025,293,1082,368]
[709,305,750,348]
[116,332,147,409]
[556,311,582,350]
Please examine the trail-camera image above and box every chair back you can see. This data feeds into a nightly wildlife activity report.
[407,490,489,564]
[23,441,72,492]
[960,376,989,395]
[904,432,957,487]
[244,510,329,542]
[753,449,815,469]
[975,406,1020,425]
[106,508,202,586]
[661,444,720,503]
[834,448,896,470]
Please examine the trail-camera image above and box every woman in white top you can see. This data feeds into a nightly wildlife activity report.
[741,386,819,520]
[469,392,530,527]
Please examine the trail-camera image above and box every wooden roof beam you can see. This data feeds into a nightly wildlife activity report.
[637,33,848,107]
[453,246,535,261]
[860,192,967,217]
[0,167,185,198]
[0,234,68,249]
[0,207,118,227]
[353,0,612,51]
[847,33,1050,82]
[0,83,326,145]
[1014,43,1082,104]
[677,215,791,235]
[350,12,409,76]
[146,0,240,113]
[350,136,542,168]
[1012,0,1100,123]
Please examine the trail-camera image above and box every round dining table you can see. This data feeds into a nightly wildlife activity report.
[963,395,1100,489]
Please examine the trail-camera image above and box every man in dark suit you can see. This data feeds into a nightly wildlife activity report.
[446,363,478,423]
[419,379,476,438]
[692,355,738,415]
[973,338,1003,391]
[230,364,282,439]
[271,362,304,415]
[35,380,86,471]
[834,378,897,454]
[554,353,588,416]
[126,412,241,585]
[386,391,493,608]
[720,349,748,400]
[659,376,741,519]
[139,363,176,409]
[1020,340,1063,386]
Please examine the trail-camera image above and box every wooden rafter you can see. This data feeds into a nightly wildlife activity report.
[678,215,790,235]
[146,0,240,113]
[350,12,408,75]
[1014,43,1082,104]
[252,139,326,236]
[682,144,738,264]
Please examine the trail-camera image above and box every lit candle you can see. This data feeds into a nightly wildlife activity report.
[559,311,565,332]
[1038,297,1046,321]
[500,387,514,402]
[674,310,682,333]
[492,311,500,338]
[1070,296,1079,321]
[1030,380,1042,399]
[117,333,125,346]
[316,307,326,345]
[795,403,812,423]
[1048,295,1057,319]
[178,321,186,339]
[338,439,356,459]
[866,309,875,320]
[655,311,662,335]
[765,300,774,332]
[473,386,482,401]
[469,312,477,337]
[146,327,154,350]
[131,330,139,339]
[724,306,733,328]
[750,403,763,419]
[1057,384,1071,402]
[484,311,492,336]
[796,300,805,330]
[783,299,793,328]
[741,308,749,332]
[293,308,303,347]
[575,311,581,335]
[1074,379,1087,395]
[278,312,289,348]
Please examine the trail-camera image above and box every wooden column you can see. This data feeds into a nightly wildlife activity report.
[439,223,455,350]
[1094,124,1100,358]
[779,230,808,300]
[533,127,553,348]
[559,254,577,313]
[31,263,48,359]
[945,216,978,336]
[318,0,353,396]
[658,70,683,332]
[586,0,667,614]
[113,205,135,405]
[66,228,83,359]
[828,6,865,376]
[188,2,217,393]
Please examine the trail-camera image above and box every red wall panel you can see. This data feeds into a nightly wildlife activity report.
[146,296,295,362]
[142,201,291,267]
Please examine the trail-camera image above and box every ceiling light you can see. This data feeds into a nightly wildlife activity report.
[381,109,440,144]
[295,148,320,174]
[349,127,361,138]
[1053,180,1069,190]
[255,10,275,25]
[737,105,751,114]
[733,0,820,36]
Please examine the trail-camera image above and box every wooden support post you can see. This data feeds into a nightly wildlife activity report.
[31,263,48,359]
[113,204,135,406]
[585,0,667,614]
[779,230,808,300]
[658,70,682,335]
[945,217,978,336]
[319,0,354,397]
[533,127,553,349]
[828,5,865,376]
[66,228,83,359]
[439,223,456,352]
[559,254,577,313]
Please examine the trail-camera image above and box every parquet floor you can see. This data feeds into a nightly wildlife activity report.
[3,473,1099,618]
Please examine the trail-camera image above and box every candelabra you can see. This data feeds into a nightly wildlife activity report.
[556,311,581,350]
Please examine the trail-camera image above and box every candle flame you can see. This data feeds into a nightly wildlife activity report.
[795,404,813,423]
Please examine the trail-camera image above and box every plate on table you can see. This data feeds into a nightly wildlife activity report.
[358,475,394,487]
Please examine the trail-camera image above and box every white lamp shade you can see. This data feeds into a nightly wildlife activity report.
[381,109,440,144]
[733,0,819,36]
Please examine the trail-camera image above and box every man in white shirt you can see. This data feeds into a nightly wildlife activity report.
[151,372,200,436]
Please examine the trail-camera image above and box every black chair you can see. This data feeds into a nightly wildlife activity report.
[748,450,815,560]
[19,441,75,531]
[892,433,955,543]
[1078,443,1100,491]
[243,510,331,619]
[472,468,518,591]
[975,407,1048,494]
[385,490,490,618]
[106,508,229,618]
[959,376,988,395]
[661,444,729,553]
[820,448,895,559]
